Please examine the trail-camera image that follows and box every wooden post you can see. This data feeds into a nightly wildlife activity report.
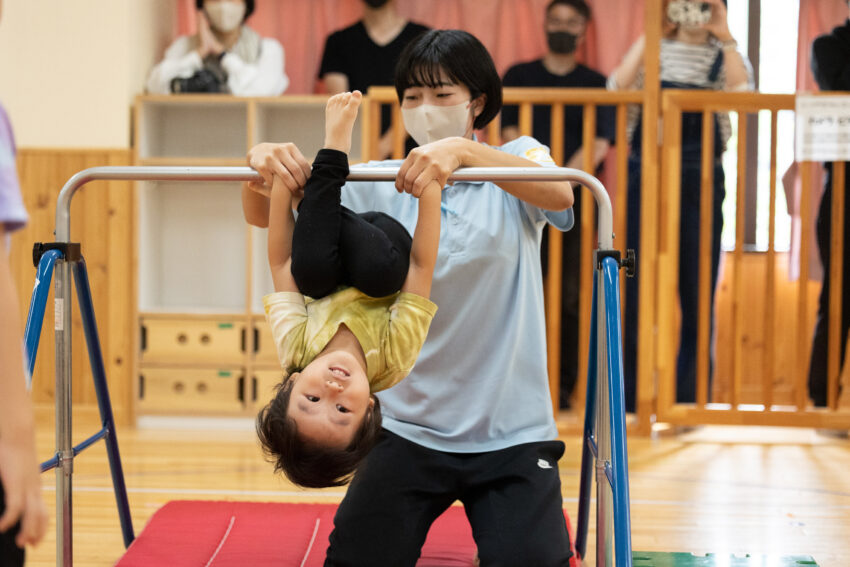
[696,110,715,407]
[763,111,778,410]
[636,0,663,433]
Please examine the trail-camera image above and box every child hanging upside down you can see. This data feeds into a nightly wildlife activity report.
[255,90,441,489]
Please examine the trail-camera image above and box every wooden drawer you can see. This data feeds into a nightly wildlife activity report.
[138,367,245,414]
[252,319,280,366]
[141,317,245,364]
[251,369,286,410]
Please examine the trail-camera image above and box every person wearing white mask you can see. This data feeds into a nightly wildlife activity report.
[146,0,288,96]
[245,30,576,566]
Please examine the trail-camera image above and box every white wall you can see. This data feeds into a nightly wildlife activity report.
[0,0,176,148]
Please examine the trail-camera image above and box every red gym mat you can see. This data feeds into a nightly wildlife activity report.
[115,500,577,566]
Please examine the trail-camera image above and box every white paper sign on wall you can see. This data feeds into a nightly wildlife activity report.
[796,94,850,162]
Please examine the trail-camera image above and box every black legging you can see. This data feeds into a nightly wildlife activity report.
[808,165,850,406]
[290,149,412,299]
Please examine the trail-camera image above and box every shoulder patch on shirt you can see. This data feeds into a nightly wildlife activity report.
[524,146,556,165]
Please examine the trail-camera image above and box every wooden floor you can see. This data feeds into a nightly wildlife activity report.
[21,413,850,566]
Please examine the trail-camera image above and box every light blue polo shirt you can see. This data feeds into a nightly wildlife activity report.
[342,136,574,453]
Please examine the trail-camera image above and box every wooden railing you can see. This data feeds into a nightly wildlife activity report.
[657,91,849,428]
[363,87,850,432]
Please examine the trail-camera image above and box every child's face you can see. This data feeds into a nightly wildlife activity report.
[400,68,485,144]
[288,350,374,449]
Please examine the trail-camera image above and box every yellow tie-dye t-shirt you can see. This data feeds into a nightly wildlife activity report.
[263,287,437,393]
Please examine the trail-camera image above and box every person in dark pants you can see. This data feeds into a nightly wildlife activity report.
[609,0,752,411]
[809,14,850,409]
[501,0,615,409]
[319,0,429,158]
[246,30,576,566]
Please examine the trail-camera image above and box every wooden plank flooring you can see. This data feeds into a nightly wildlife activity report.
[22,415,850,566]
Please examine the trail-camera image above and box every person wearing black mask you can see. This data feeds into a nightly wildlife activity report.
[319,0,429,158]
[502,0,615,410]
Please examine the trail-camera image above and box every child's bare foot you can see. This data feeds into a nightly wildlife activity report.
[324,90,361,154]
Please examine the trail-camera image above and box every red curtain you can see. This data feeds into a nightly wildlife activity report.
[796,0,849,92]
[176,0,646,94]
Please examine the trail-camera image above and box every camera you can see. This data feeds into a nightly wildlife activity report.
[666,0,712,27]
[170,68,227,94]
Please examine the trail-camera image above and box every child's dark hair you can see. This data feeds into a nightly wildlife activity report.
[394,29,502,130]
[256,377,383,489]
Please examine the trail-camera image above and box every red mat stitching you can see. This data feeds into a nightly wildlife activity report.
[204,515,235,567]
[299,518,321,567]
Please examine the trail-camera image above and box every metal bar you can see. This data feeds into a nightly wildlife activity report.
[587,435,599,458]
[70,429,108,455]
[40,456,59,473]
[602,256,633,567]
[575,273,600,560]
[55,257,73,567]
[72,260,135,547]
[55,166,615,248]
[24,249,62,385]
[596,265,613,567]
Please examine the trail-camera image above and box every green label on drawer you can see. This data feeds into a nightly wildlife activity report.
[218,322,234,329]
[218,371,232,377]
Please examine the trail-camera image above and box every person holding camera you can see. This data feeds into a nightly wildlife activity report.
[146,0,288,96]
[608,0,752,412]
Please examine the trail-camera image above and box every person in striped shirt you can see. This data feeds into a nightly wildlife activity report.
[608,0,753,412]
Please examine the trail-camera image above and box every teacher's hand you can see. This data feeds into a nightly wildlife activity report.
[396,137,464,198]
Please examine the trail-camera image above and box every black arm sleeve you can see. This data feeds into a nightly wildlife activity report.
[319,33,344,79]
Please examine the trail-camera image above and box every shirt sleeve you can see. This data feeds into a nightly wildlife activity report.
[717,47,755,92]
[145,36,204,94]
[371,292,437,392]
[263,292,309,373]
[501,136,574,231]
[0,106,26,234]
[222,38,289,96]
[318,32,345,78]
[500,66,521,129]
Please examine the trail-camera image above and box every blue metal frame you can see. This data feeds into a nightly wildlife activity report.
[575,255,633,566]
[23,249,135,548]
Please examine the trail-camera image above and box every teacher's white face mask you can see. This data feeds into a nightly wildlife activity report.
[206,1,246,32]
[401,101,473,146]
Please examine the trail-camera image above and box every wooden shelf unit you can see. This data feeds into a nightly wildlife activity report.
[132,94,369,417]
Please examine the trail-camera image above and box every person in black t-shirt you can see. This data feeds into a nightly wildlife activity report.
[319,0,429,159]
[502,0,614,410]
